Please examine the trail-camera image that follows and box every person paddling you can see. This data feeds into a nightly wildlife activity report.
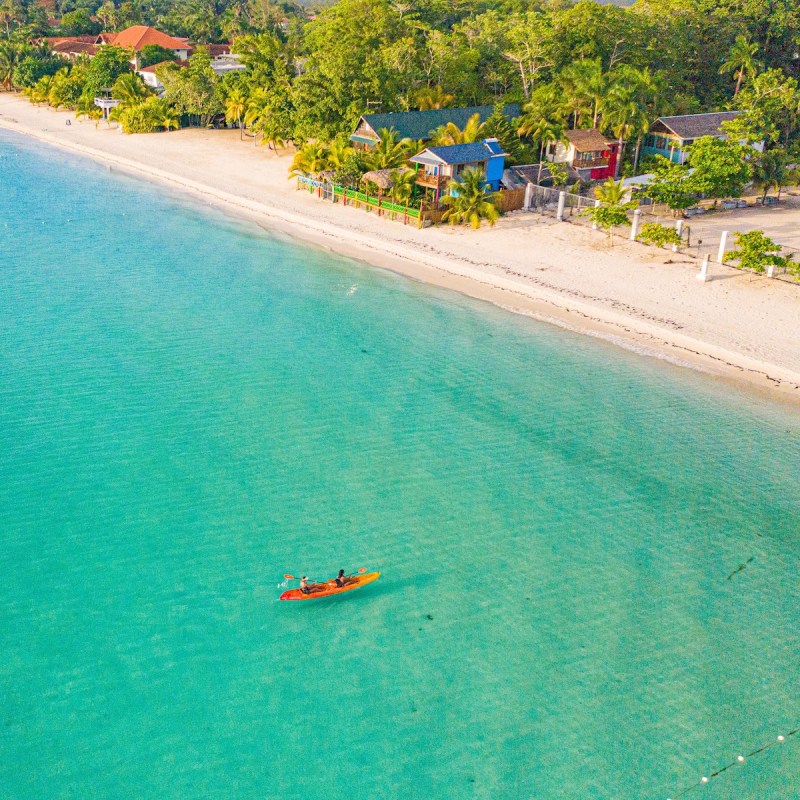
[334,569,348,588]
[300,576,318,595]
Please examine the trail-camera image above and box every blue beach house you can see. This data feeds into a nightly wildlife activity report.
[641,111,743,165]
[408,139,506,203]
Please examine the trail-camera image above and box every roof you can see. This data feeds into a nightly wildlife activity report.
[361,168,411,189]
[138,60,188,73]
[50,39,99,55]
[44,35,98,44]
[205,43,232,57]
[356,104,521,142]
[105,26,190,51]
[564,128,613,152]
[410,140,506,166]
[652,111,741,139]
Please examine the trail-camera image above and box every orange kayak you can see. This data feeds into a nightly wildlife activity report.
[280,572,381,601]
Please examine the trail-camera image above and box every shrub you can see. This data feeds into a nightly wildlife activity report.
[637,222,682,248]
[724,230,792,273]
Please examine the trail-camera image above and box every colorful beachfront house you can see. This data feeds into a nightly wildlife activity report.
[409,139,506,203]
[546,129,620,180]
[640,112,747,165]
[350,104,521,150]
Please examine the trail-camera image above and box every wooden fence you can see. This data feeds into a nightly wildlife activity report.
[494,188,526,213]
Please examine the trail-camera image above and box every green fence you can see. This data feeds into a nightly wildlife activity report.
[297,176,423,224]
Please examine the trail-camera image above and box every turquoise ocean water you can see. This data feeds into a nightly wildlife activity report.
[1,129,799,799]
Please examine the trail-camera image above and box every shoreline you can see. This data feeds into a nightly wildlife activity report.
[3,94,799,404]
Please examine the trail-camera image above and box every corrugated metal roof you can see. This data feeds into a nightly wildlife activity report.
[358,104,520,142]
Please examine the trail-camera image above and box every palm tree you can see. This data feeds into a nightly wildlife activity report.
[558,59,603,129]
[289,141,329,178]
[326,138,354,170]
[519,115,566,183]
[224,86,248,139]
[430,113,484,145]
[600,76,651,175]
[244,88,270,146]
[0,41,21,90]
[364,128,411,170]
[389,168,416,205]
[752,148,789,202]
[414,85,454,110]
[158,106,180,131]
[593,177,628,206]
[111,72,151,107]
[440,167,500,229]
[719,35,761,97]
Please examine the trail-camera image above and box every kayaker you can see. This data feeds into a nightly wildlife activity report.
[300,576,316,595]
[334,569,347,588]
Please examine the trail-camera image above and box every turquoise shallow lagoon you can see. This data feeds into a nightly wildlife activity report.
[1,129,799,799]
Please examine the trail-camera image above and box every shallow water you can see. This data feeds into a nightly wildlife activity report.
[1,130,798,799]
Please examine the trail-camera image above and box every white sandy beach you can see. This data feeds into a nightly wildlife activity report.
[2,93,799,401]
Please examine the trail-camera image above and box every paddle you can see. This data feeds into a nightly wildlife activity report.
[282,567,367,582]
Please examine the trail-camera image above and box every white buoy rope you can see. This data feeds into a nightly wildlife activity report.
[666,725,799,798]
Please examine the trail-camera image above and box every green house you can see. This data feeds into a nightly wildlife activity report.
[350,105,521,149]
[641,112,743,165]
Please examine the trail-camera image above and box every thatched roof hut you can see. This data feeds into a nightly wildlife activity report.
[360,169,397,190]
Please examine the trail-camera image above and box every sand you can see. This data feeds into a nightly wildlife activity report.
[2,93,799,403]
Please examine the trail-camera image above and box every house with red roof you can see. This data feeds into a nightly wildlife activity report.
[103,26,191,60]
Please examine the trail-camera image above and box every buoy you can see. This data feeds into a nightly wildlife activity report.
[737,755,745,763]
[701,776,709,783]
[778,735,785,743]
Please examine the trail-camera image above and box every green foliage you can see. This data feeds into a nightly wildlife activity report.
[481,104,524,164]
[81,46,133,102]
[641,156,695,211]
[725,69,799,145]
[548,161,568,187]
[364,128,411,170]
[290,141,329,177]
[752,148,790,202]
[724,230,792,274]
[332,152,368,189]
[12,50,66,88]
[637,222,682,248]
[158,49,223,126]
[59,9,99,36]
[138,45,179,69]
[116,96,180,133]
[584,178,634,243]
[583,204,629,242]
[389,168,416,204]
[111,71,152,106]
[290,0,406,141]
[687,136,753,199]
[46,66,86,108]
[8,0,800,154]
[441,167,500,229]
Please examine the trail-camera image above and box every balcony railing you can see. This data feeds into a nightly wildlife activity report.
[415,172,447,189]
[573,157,609,169]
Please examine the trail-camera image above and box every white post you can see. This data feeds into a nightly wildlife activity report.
[591,199,600,229]
[717,230,729,263]
[524,183,533,211]
[697,254,709,282]
[630,209,641,241]
[767,264,776,278]
[673,219,683,252]
[556,191,566,222]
